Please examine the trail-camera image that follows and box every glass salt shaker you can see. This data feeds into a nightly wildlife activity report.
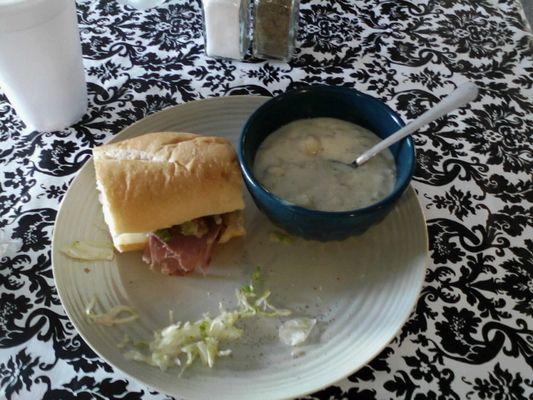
[202,0,250,60]
[253,0,299,61]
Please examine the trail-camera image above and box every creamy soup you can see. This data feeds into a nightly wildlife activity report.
[253,118,396,212]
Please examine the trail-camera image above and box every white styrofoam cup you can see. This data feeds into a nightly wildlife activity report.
[0,0,87,131]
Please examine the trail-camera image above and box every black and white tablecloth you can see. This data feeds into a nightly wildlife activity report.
[1,0,532,399]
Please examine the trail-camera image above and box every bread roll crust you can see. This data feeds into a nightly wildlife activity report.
[93,132,244,251]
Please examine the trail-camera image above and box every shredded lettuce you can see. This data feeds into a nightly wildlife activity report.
[85,269,291,374]
[154,228,172,242]
[62,240,114,261]
[123,310,240,373]
[279,318,316,346]
[180,219,209,237]
[239,266,261,294]
[123,268,291,374]
[236,288,291,318]
[269,231,295,244]
[117,334,132,349]
[155,229,172,242]
[85,297,138,326]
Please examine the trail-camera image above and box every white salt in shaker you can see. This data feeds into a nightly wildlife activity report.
[0,0,87,132]
[201,0,250,60]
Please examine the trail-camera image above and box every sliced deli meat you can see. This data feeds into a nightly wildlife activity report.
[142,218,223,275]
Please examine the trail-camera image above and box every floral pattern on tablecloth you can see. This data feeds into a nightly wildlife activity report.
[0,0,532,399]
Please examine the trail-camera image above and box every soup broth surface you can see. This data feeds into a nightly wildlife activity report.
[253,118,397,212]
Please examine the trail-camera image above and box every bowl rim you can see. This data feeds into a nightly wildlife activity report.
[238,84,416,217]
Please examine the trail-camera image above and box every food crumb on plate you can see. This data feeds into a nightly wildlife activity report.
[269,231,294,244]
[291,348,306,358]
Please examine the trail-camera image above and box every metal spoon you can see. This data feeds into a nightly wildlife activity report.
[344,82,479,168]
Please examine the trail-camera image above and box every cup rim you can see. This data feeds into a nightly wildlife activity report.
[239,85,416,217]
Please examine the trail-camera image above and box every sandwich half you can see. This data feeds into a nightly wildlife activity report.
[93,131,245,275]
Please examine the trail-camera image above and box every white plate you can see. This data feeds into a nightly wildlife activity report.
[52,96,428,400]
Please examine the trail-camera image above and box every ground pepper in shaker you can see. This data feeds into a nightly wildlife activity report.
[253,0,299,61]
[202,0,250,60]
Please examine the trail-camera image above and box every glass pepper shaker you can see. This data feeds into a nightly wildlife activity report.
[202,0,251,60]
[253,0,299,61]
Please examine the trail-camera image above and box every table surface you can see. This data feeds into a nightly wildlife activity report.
[1,1,532,399]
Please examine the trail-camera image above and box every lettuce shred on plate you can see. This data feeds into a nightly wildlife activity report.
[269,231,295,244]
[62,240,114,261]
[123,268,291,374]
[85,297,139,326]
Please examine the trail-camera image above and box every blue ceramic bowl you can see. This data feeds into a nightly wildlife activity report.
[239,85,415,241]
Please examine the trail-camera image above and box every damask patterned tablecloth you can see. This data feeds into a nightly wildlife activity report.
[1,0,532,399]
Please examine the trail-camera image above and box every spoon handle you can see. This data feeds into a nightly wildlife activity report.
[355,82,479,166]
